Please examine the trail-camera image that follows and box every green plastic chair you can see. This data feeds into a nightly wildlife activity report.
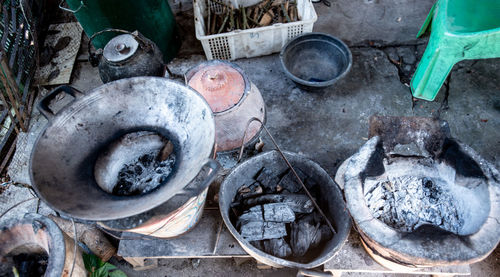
[411,0,500,101]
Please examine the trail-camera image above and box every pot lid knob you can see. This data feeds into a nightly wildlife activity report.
[188,63,246,113]
[103,34,139,62]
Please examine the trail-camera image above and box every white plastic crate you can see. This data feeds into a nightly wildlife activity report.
[194,0,317,60]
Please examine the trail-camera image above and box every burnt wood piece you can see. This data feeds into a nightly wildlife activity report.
[290,216,321,257]
[311,225,333,248]
[250,240,264,252]
[237,203,295,227]
[263,238,292,258]
[239,221,287,241]
[237,181,264,199]
[240,194,314,213]
[254,167,280,192]
[278,168,307,193]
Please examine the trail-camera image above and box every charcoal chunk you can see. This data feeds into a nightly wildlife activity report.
[263,238,292,258]
[290,217,320,256]
[238,203,295,227]
[311,224,333,248]
[240,221,287,241]
[242,194,314,213]
[250,240,264,251]
[263,203,295,222]
[278,168,307,193]
[238,182,264,199]
[254,168,280,192]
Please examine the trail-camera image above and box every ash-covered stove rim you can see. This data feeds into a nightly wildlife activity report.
[342,136,500,265]
[219,150,352,269]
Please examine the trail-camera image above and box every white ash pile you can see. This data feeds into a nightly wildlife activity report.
[230,167,333,262]
[365,175,463,234]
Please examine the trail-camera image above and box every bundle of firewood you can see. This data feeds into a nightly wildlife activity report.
[206,0,299,35]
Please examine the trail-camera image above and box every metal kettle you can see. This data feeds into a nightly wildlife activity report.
[89,29,164,83]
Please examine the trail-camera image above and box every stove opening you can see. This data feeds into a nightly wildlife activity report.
[94,131,178,196]
[363,157,490,236]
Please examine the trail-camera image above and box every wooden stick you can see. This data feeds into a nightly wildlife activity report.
[49,215,117,262]
[211,9,218,34]
[247,15,262,27]
[229,6,234,30]
[282,2,291,23]
[218,11,229,33]
[207,2,211,34]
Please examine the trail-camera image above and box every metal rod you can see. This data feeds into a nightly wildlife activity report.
[212,220,223,254]
[238,117,337,235]
[0,197,38,219]
[70,218,77,277]
[0,137,16,174]
[95,225,155,241]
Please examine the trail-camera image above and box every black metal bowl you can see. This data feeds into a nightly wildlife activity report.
[280,33,352,90]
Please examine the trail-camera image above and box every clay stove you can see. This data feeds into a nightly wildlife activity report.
[339,116,500,268]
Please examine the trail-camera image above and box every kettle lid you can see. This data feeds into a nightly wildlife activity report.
[103,34,139,62]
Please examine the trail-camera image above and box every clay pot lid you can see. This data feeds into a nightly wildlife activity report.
[187,63,246,113]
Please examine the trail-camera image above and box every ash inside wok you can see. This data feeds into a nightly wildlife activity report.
[94,131,177,196]
[113,151,176,195]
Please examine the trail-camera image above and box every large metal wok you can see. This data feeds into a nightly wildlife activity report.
[30,77,218,221]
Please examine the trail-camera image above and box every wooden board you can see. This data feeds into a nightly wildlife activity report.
[35,23,82,86]
[118,209,250,263]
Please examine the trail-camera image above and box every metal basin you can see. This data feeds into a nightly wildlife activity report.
[280,33,352,90]
[30,77,218,221]
[219,151,351,268]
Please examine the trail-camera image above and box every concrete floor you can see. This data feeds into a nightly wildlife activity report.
[2,0,499,276]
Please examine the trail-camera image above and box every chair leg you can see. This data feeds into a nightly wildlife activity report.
[410,46,456,101]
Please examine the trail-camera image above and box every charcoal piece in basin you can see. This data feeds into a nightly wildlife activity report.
[240,221,287,241]
[242,194,314,213]
[278,168,307,193]
[255,168,280,192]
[290,216,321,256]
[311,225,333,248]
[238,203,295,227]
[263,238,292,258]
[250,240,264,251]
[237,182,264,199]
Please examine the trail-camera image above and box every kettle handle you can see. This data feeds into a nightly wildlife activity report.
[88,28,153,66]
[38,85,84,120]
[179,159,221,198]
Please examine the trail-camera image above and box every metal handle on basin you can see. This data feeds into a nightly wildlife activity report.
[180,159,221,197]
[37,85,84,120]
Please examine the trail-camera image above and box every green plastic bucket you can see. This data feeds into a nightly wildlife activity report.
[65,0,180,62]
